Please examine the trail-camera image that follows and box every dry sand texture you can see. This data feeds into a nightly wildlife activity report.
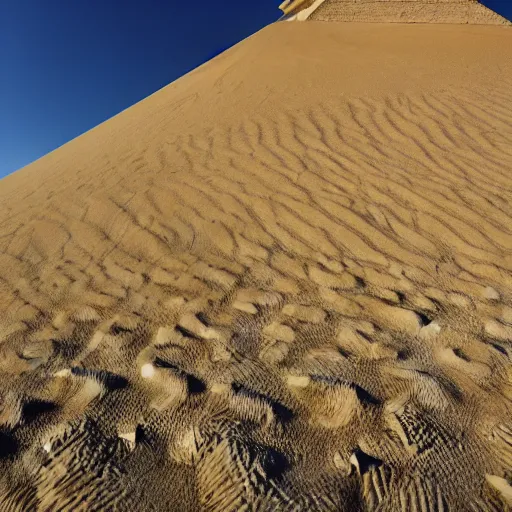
[0,1,512,510]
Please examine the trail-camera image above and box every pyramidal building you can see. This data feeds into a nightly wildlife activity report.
[280,0,511,24]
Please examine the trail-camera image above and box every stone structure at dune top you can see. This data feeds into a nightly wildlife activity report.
[0,0,511,510]
[280,0,511,24]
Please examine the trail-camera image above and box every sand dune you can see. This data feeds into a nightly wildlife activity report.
[0,2,511,510]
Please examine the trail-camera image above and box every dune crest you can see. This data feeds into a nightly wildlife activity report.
[0,3,511,511]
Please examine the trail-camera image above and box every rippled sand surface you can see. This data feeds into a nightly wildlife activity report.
[0,8,511,511]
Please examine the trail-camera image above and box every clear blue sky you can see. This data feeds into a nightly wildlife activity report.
[0,1,510,179]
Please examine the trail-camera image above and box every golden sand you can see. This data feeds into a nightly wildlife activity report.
[0,2,511,510]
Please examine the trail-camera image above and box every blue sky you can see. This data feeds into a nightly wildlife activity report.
[0,0,510,179]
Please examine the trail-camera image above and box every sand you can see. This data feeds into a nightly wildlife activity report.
[0,1,511,510]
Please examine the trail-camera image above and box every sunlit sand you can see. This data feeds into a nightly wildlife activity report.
[0,1,511,510]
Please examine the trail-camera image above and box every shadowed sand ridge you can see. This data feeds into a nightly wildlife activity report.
[281,0,511,24]
[0,9,511,512]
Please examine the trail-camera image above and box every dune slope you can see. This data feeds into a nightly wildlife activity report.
[0,13,512,512]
